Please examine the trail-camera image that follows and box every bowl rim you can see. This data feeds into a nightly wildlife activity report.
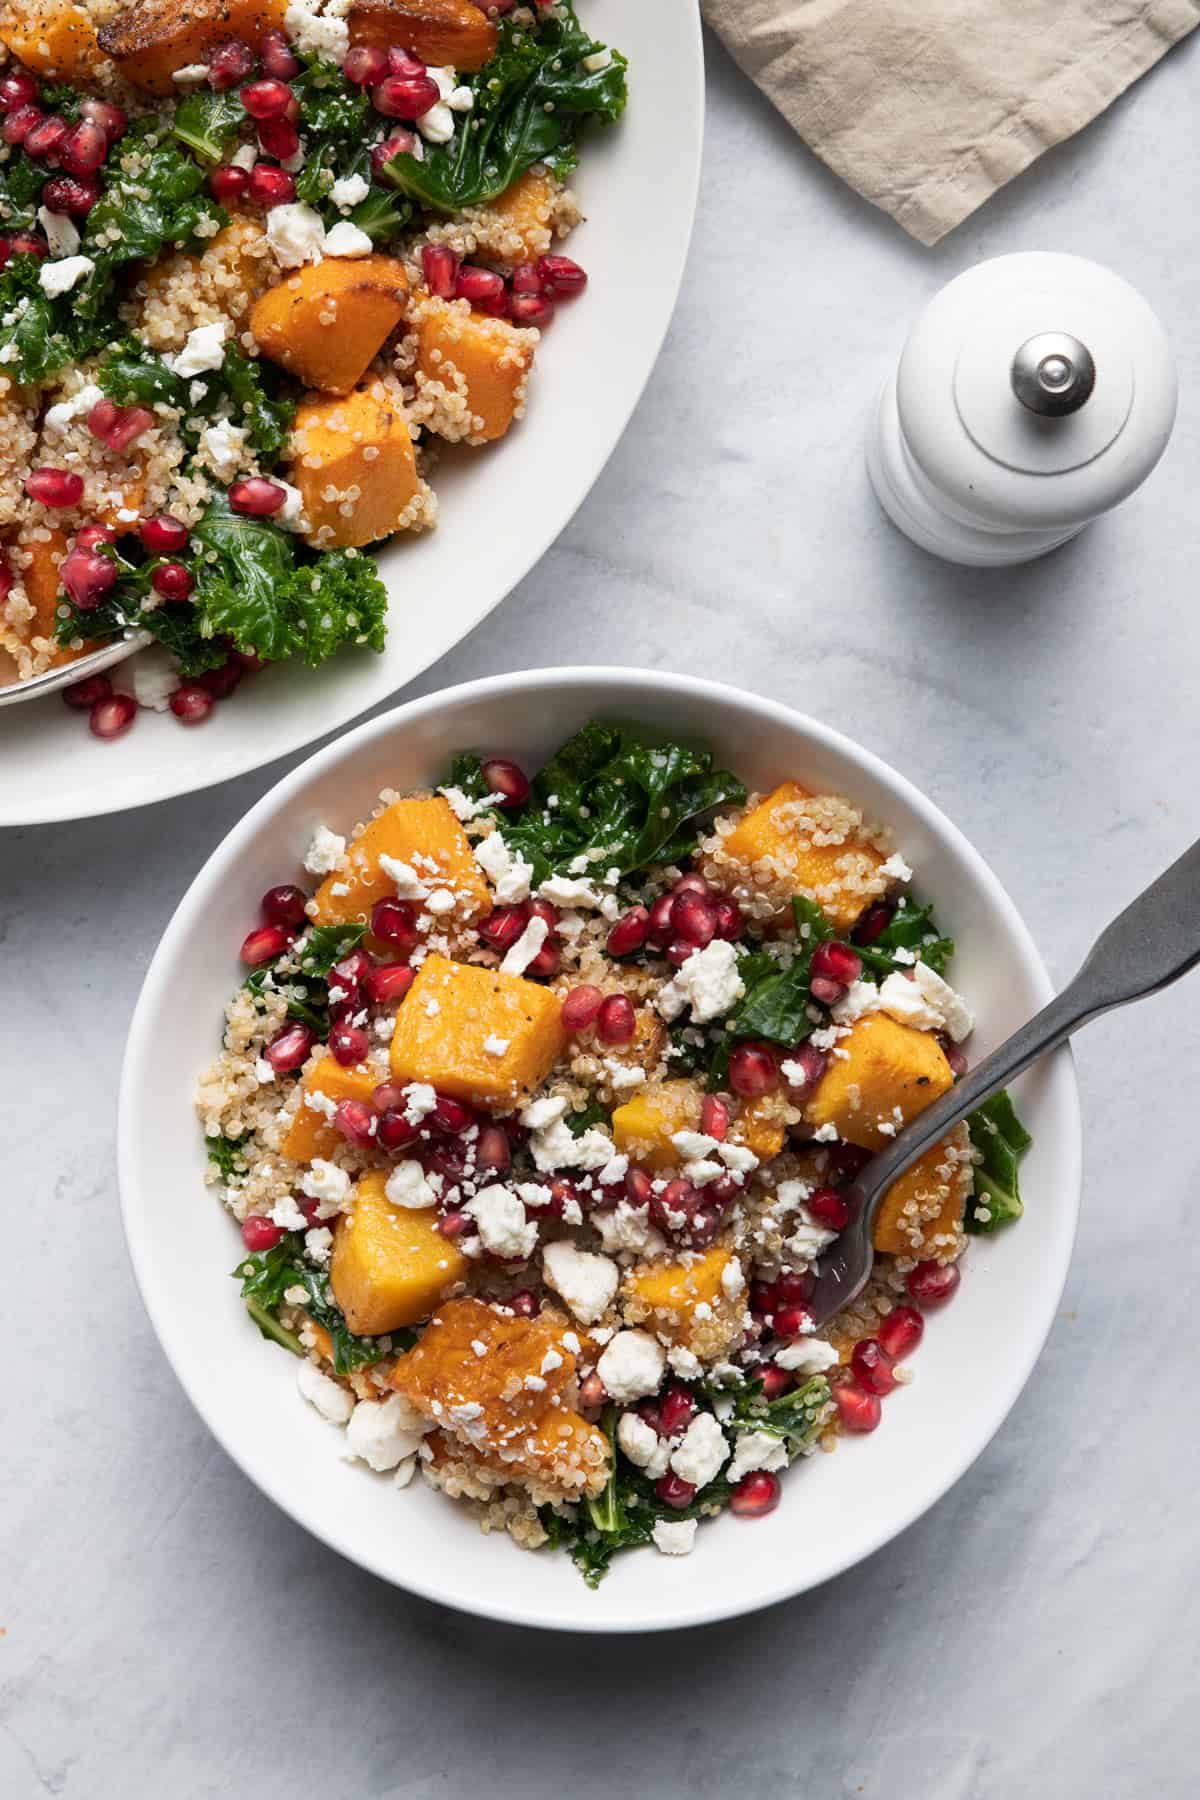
[118,666,1083,1632]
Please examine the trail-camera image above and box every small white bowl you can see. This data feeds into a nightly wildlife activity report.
[119,669,1081,1633]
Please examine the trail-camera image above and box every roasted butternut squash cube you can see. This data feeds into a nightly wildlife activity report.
[311,795,490,936]
[348,0,497,70]
[330,1170,468,1335]
[250,257,409,395]
[623,1247,743,1357]
[98,0,287,94]
[873,1124,971,1258]
[140,219,275,341]
[611,1080,702,1170]
[288,381,431,548]
[0,1,102,80]
[806,1013,953,1151]
[474,168,561,265]
[414,297,535,444]
[730,1093,788,1162]
[279,1054,377,1164]
[720,780,887,931]
[12,527,93,668]
[389,954,566,1110]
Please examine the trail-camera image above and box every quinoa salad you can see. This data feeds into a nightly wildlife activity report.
[197,722,1032,1584]
[0,1,625,734]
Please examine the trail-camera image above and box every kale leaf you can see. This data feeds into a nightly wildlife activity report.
[722,1372,833,1454]
[966,1090,1032,1234]
[233,1234,410,1373]
[383,2,627,213]
[0,252,97,384]
[97,337,296,458]
[173,89,245,163]
[243,920,367,1036]
[290,52,416,236]
[0,149,50,231]
[54,543,231,678]
[853,898,955,980]
[207,1132,250,1180]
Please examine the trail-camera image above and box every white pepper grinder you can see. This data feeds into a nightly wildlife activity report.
[866,252,1178,566]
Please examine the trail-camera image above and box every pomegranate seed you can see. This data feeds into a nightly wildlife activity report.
[596,993,636,1045]
[475,1124,512,1172]
[331,949,371,993]
[60,120,107,175]
[335,1099,376,1147]
[345,44,389,86]
[480,756,530,806]
[372,1081,406,1112]
[298,1195,322,1227]
[728,1041,779,1097]
[671,889,718,947]
[169,682,213,724]
[500,1287,534,1319]
[478,906,526,951]
[62,672,111,710]
[88,693,137,739]
[526,941,561,978]
[209,163,249,203]
[258,116,299,160]
[537,254,587,296]
[730,1470,781,1518]
[260,27,300,78]
[713,898,743,940]
[700,1094,730,1140]
[756,1362,792,1401]
[81,97,128,141]
[575,1371,604,1409]
[810,940,862,988]
[0,71,38,112]
[658,1384,695,1437]
[247,163,295,207]
[371,130,416,178]
[26,467,83,508]
[878,1304,924,1361]
[853,902,895,946]
[476,287,511,320]
[59,546,116,609]
[41,173,99,215]
[509,293,554,327]
[365,962,415,1006]
[208,38,255,89]
[832,1379,882,1433]
[229,477,286,516]
[92,399,155,453]
[524,899,559,932]
[8,230,46,258]
[851,1337,897,1395]
[941,1037,969,1079]
[655,1472,697,1510]
[152,562,194,602]
[782,1042,827,1099]
[664,939,695,968]
[437,1209,471,1238]
[230,647,266,673]
[510,261,543,295]
[3,105,43,147]
[138,515,190,555]
[561,984,604,1032]
[370,896,419,950]
[828,1142,872,1181]
[647,892,677,947]
[377,1108,420,1152]
[200,664,243,703]
[650,1177,699,1236]
[669,873,707,898]
[433,1094,473,1134]
[265,1021,316,1072]
[24,114,70,161]
[807,1186,850,1231]
[454,264,505,305]
[624,1167,654,1208]
[371,73,439,119]
[776,1269,814,1305]
[387,48,427,75]
[74,525,115,551]
[749,1280,779,1316]
[241,1214,284,1251]
[773,1304,815,1339]
[606,907,649,957]
[907,1260,961,1307]
[240,923,291,966]
[329,1022,370,1067]
[0,239,10,272]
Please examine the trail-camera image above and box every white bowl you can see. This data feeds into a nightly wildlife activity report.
[119,668,1082,1632]
[0,0,704,827]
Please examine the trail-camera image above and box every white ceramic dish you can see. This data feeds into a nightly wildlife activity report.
[119,669,1082,1632]
[0,1,704,828]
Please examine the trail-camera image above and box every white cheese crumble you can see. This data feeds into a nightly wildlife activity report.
[266,202,327,268]
[726,1429,789,1485]
[43,382,103,432]
[168,319,228,377]
[330,172,370,208]
[652,1518,698,1556]
[439,784,495,821]
[500,913,548,976]
[878,962,974,1042]
[200,418,248,479]
[775,1337,839,1375]
[474,830,533,904]
[656,939,745,1024]
[880,852,914,882]
[284,0,349,64]
[596,1330,666,1402]
[39,254,93,297]
[482,1035,510,1057]
[617,1410,670,1477]
[297,1359,353,1425]
[324,219,373,257]
[299,1159,352,1216]
[378,853,428,900]
[304,824,346,875]
[542,1240,619,1324]
[37,206,79,257]
[465,1184,537,1259]
[385,1160,439,1210]
[172,63,211,82]
[344,1393,429,1471]
[582,46,614,72]
[669,1413,729,1489]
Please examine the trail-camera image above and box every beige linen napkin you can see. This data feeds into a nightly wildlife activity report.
[702,0,1200,245]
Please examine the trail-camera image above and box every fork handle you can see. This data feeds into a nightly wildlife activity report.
[859,831,1200,1200]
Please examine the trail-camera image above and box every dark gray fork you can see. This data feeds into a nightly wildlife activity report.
[806,833,1200,1328]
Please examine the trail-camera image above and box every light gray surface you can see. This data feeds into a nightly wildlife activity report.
[4,30,1200,1799]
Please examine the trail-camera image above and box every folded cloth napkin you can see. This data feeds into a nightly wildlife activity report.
[702,0,1200,244]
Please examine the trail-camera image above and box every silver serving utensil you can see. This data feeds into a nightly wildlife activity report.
[0,630,150,707]
[807,833,1200,1328]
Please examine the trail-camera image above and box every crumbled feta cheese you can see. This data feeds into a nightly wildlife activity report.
[284,0,349,64]
[324,219,373,257]
[605,1060,647,1092]
[270,1192,308,1231]
[344,1393,429,1470]
[43,382,103,432]
[542,1240,619,1324]
[593,1200,661,1257]
[776,1337,839,1375]
[720,1256,745,1300]
[330,172,370,209]
[878,963,974,1042]
[172,63,211,82]
[200,418,248,479]
[112,643,181,713]
[231,142,258,171]
[39,254,93,297]
[582,46,613,72]
[670,1413,728,1488]
[378,853,428,899]
[300,1159,352,1215]
[402,1083,438,1123]
[786,1216,838,1264]
[385,1160,438,1210]
[304,824,346,875]
[424,888,457,916]
[439,784,494,821]
[667,1345,702,1380]
[538,874,605,909]
[266,201,327,268]
[652,1518,698,1556]
[880,852,913,883]
[656,939,745,1024]
[168,319,228,377]
[617,1410,671,1477]
[726,1429,789,1485]
[521,1095,567,1132]
[482,1035,510,1057]
[597,1330,666,1403]
[500,913,548,976]
[276,480,307,530]
[37,207,79,257]
[832,980,881,1026]
[304,1225,334,1265]
[465,1184,537,1259]
[297,1358,353,1425]
[474,830,533,904]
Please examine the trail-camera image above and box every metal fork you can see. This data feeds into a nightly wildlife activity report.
[0,632,149,707]
[807,833,1200,1328]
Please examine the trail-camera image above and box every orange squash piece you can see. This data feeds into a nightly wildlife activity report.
[730,1093,788,1161]
[476,168,561,264]
[872,1127,970,1257]
[330,1170,468,1335]
[611,1080,701,1170]
[624,1248,738,1350]
[279,1054,377,1164]
[348,0,496,71]
[414,297,535,444]
[311,795,491,936]
[389,954,566,1110]
[289,381,429,549]
[720,780,887,932]
[250,258,409,396]
[806,1013,953,1151]
[97,0,288,94]
[0,2,102,81]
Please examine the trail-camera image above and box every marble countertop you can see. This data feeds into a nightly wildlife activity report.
[5,28,1199,1800]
